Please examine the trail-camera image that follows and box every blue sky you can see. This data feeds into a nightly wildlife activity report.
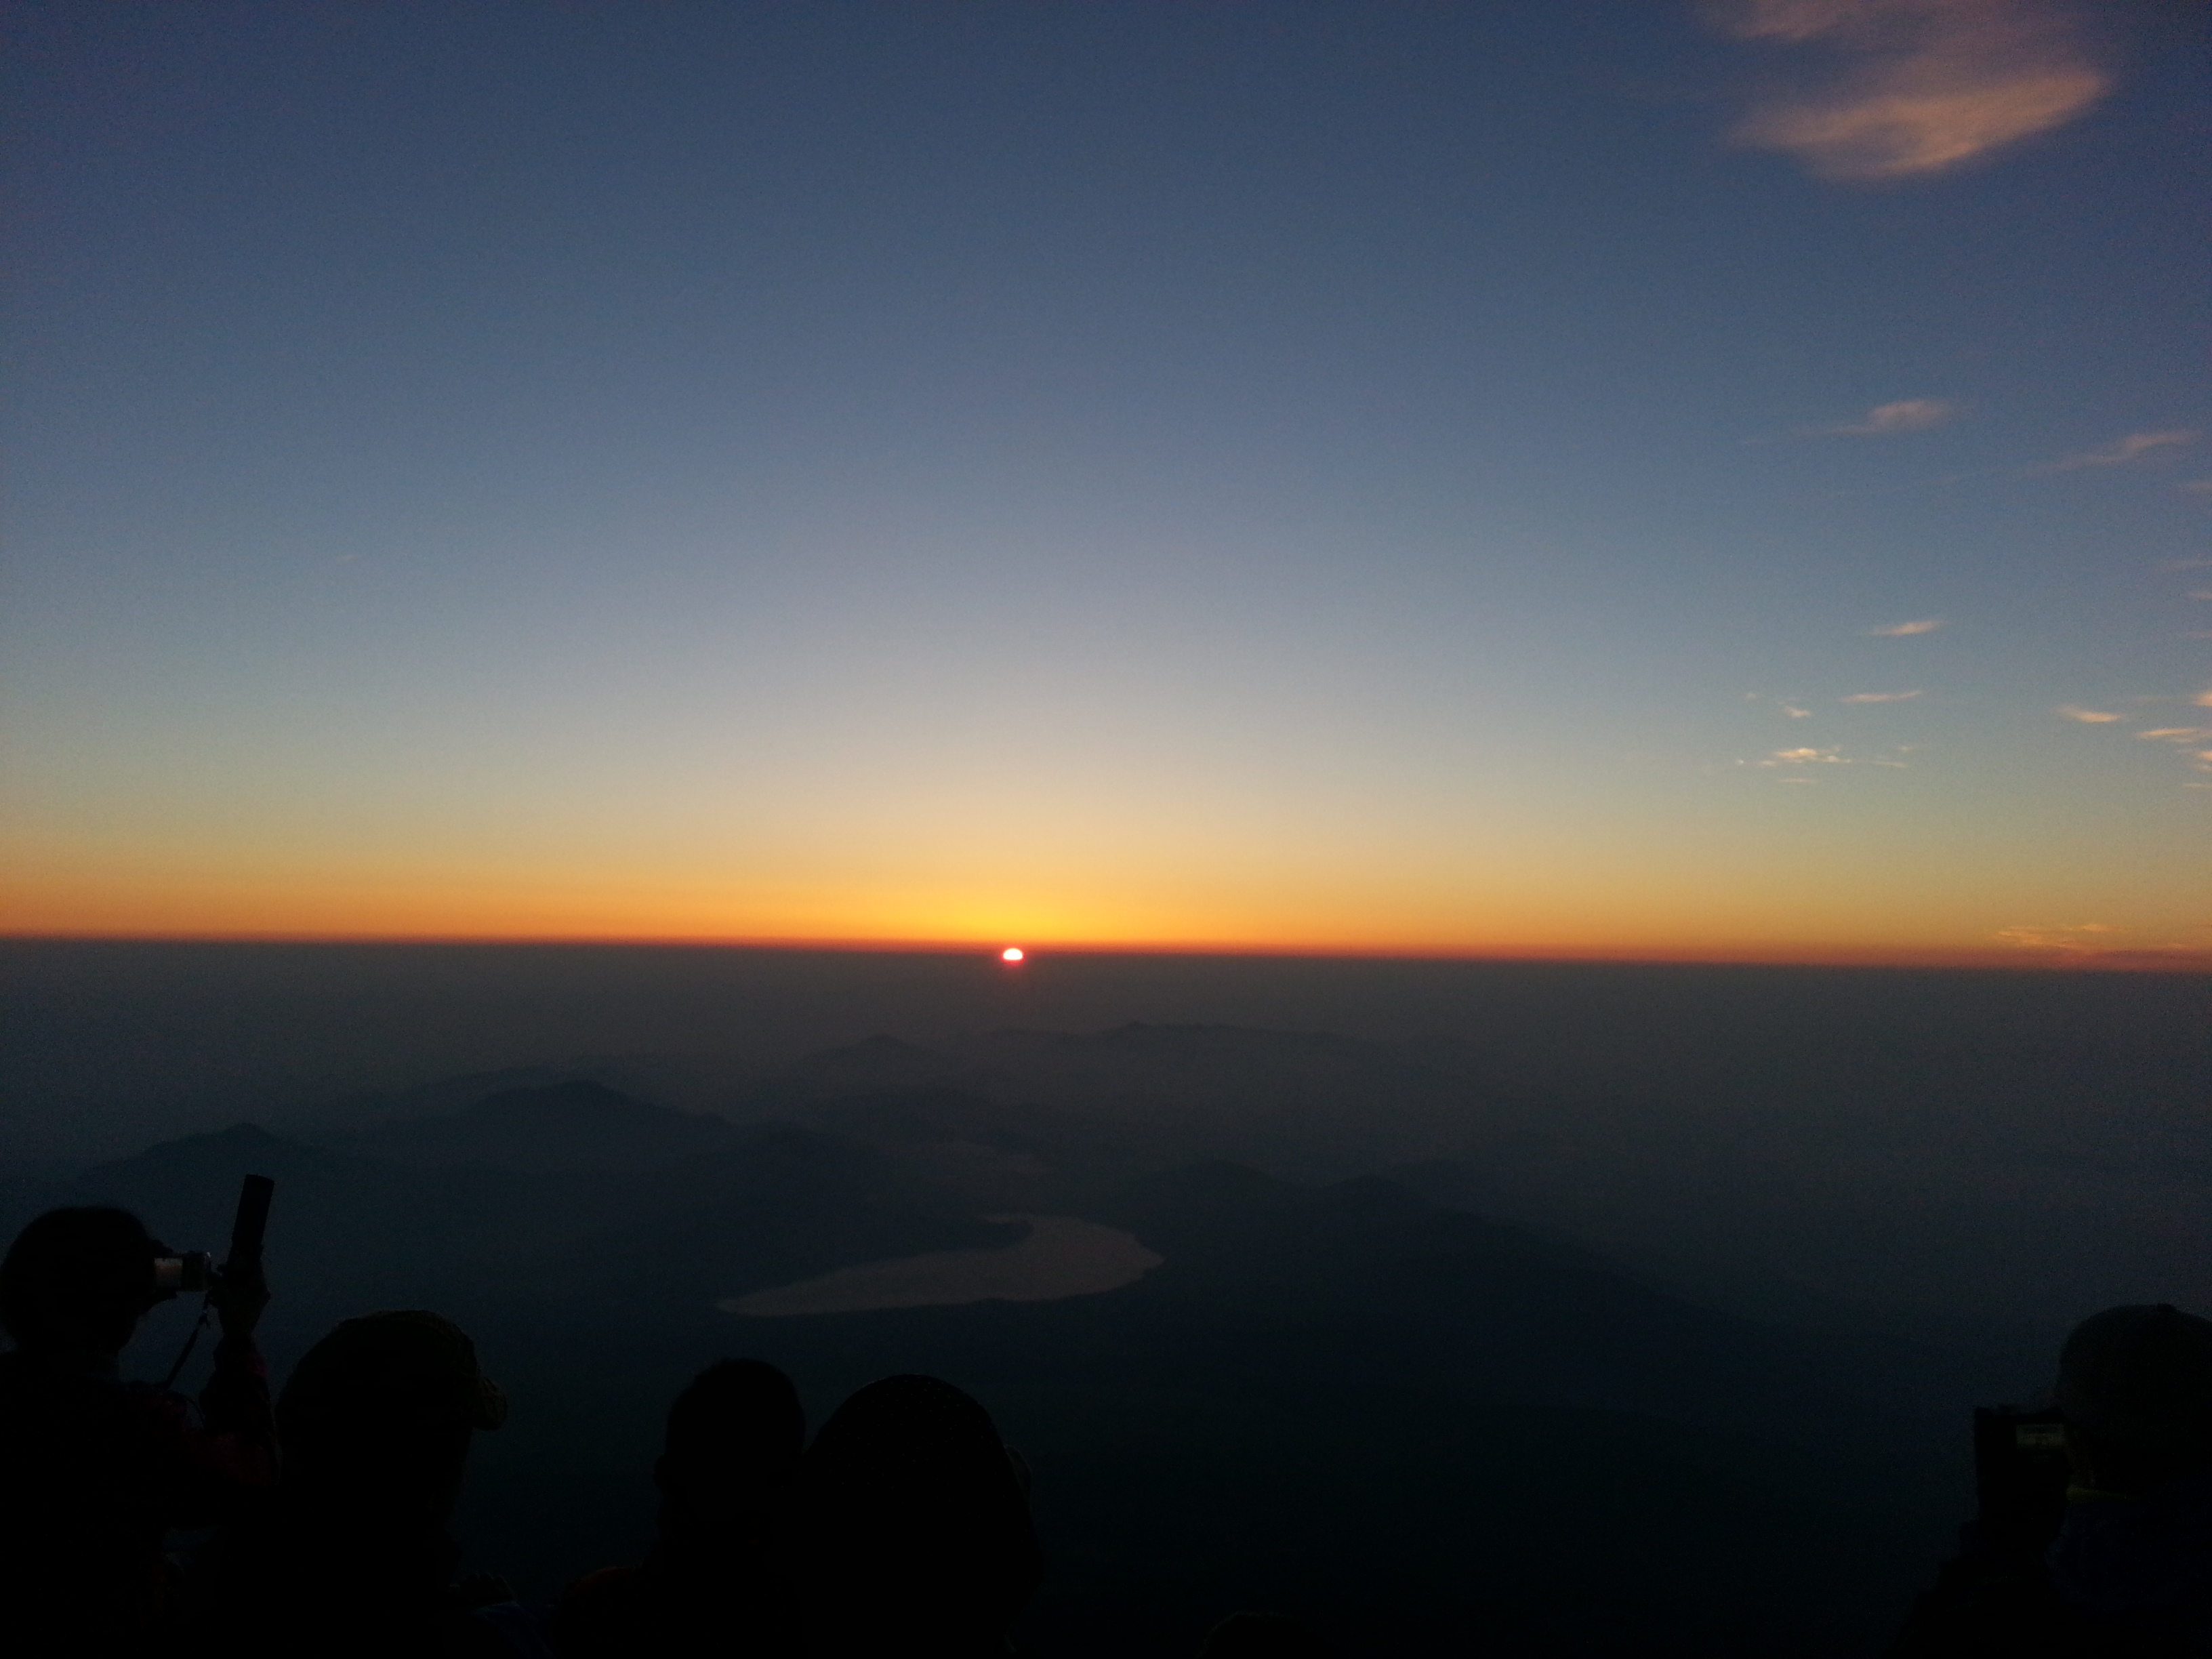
[3,1,2205,960]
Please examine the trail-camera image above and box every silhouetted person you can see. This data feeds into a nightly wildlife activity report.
[798,1375,1042,1658]
[1892,1303,2212,1656]
[0,1205,275,1654]
[186,1309,518,1657]
[547,1358,806,1656]
[1197,1612,1342,1658]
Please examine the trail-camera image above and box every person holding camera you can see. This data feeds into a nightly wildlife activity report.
[1891,1302,2212,1656]
[0,1204,277,1652]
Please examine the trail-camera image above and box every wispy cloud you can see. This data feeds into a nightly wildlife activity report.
[1782,703,1813,718]
[1994,924,2211,965]
[1711,0,2112,182]
[2182,478,2212,495]
[1822,398,1958,435]
[2043,430,2200,472]
[1996,922,2115,951]
[2160,558,2212,572]
[1840,689,1923,703]
[1869,618,1944,636]
[1739,741,1917,774]
[2055,695,2212,780]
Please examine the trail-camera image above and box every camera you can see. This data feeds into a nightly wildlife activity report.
[148,1175,274,1389]
[151,1250,217,1296]
[148,1175,274,1303]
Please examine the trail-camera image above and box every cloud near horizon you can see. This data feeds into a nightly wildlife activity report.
[2055,705,2124,724]
[1754,747,1852,768]
[1869,618,1943,636]
[1713,0,2113,181]
[2043,430,2200,472]
[1841,690,1922,703]
[1993,922,2116,952]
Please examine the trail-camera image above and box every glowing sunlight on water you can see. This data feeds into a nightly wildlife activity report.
[720,1214,1162,1317]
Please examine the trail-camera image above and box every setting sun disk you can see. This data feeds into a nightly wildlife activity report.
[1001,947,1025,962]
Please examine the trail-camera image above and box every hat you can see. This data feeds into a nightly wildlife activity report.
[2056,1303,2212,1458]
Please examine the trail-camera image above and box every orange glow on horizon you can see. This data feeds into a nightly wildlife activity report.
[5,836,2205,973]
[0,921,2203,972]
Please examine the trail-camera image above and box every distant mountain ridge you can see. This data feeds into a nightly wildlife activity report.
[338,1078,743,1173]
[0,1061,1994,1653]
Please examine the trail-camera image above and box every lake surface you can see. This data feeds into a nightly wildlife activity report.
[722,1214,1163,1316]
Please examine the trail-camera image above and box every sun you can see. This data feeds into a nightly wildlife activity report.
[1000,947,1025,963]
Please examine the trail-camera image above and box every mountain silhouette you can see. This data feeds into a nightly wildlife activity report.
[5,1045,2003,1654]
[342,1078,741,1173]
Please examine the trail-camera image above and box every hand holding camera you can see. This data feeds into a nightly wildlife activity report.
[207,1256,270,1339]
[209,1172,274,1338]
[152,1174,275,1376]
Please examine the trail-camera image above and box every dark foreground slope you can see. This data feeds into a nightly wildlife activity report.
[7,1078,1977,1658]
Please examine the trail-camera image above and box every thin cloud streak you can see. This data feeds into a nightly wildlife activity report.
[1822,398,1957,435]
[1994,922,2116,953]
[1869,618,1944,636]
[2076,693,2212,781]
[1840,690,1923,703]
[2042,430,2200,472]
[1713,0,2113,182]
[1741,742,1915,773]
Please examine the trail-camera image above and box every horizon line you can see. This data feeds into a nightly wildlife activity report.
[3,929,2205,975]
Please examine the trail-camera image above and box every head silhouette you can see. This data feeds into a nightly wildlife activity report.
[2057,1303,2212,1488]
[277,1310,506,1531]
[655,1357,805,1546]
[801,1374,1041,1656]
[0,1207,160,1358]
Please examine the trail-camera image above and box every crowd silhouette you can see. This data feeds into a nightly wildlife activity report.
[0,1201,1336,1657]
[4,1199,2211,1656]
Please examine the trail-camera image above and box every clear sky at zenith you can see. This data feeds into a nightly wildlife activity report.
[3,1,2205,965]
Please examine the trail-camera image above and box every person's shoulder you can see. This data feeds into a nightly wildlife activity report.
[1890,1561,2089,1657]
[468,1599,558,1659]
[0,1355,155,1427]
[554,1563,640,1618]
[540,1564,641,1656]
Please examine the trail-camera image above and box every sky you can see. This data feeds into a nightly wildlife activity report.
[2,0,2205,965]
